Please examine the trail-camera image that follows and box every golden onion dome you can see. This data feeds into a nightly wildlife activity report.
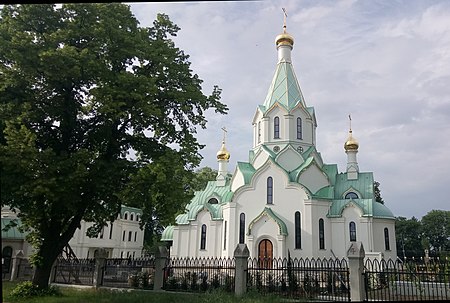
[217,142,230,161]
[344,130,359,151]
[275,31,294,47]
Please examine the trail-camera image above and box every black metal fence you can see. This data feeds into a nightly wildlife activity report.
[102,257,155,289]
[53,258,95,285]
[247,257,350,302]
[163,257,235,292]
[364,257,450,301]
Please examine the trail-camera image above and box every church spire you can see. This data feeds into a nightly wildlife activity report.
[344,115,359,180]
[262,9,305,112]
[216,127,230,186]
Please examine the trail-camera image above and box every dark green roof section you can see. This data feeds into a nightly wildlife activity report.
[161,225,174,241]
[178,178,234,223]
[328,198,395,219]
[237,162,256,185]
[322,164,338,185]
[313,186,334,199]
[248,207,288,236]
[1,218,27,239]
[334,172,374,200]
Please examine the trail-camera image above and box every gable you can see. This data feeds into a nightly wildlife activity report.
[297,162,330,194]
[275,145,304,172]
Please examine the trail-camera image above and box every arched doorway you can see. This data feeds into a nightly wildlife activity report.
[2,246,13,275]
[258,239,273,269]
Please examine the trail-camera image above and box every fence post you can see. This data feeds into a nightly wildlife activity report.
[234,243,250,297]
[347,241,366,302]
[9,250,24,281]
[93,248,107,288]
[153,246,168,291]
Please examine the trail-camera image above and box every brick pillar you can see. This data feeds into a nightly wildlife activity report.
[153,246,168,291]
[93,248,107,288]
[234,244,250,296]
[9,250,25,281]
[347,241,366,302]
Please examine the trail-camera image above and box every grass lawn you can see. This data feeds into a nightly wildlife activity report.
[2,281,286,303]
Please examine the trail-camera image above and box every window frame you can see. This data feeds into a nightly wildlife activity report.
[295,211,302,249]
[274,116,280,139]
[319,218,325,249]
[349,221,356,242]
[239,213,245,244]
[267,177,273,204]
[297,117,302,139]
[200,224,207,250]
[384,227,390,251]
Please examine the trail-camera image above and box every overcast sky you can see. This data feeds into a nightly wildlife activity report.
[128,0,450,219]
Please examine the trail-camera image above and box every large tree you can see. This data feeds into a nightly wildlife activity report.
[421,210,450,254]
[0,4,227,289]
[395,216,423,258]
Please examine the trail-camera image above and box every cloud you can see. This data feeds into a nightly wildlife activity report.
[129,1,450,219]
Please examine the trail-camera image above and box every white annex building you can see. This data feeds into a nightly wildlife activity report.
[161,22,397,261]
[1,205,144,261]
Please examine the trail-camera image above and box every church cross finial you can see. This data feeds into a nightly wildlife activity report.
[221,126,227,143]
[282,8,288,33]
[348,114,352,132]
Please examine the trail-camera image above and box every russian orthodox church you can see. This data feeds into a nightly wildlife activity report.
[161,21,397,261]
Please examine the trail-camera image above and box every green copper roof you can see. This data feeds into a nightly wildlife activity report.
[322,164,338,185]
[328,199,394,219]
[262,62,306,112]
[1,218,26,239]
[120,205,143,218]
[334,172,374,199]
[248,207,288,236]
[237,162,256,185]
[161,225,174,241]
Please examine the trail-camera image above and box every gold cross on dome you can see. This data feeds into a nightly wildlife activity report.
[221,126,227,143]
[282,8,288,32]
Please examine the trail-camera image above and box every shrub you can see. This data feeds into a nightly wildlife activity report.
[10,281,61,298]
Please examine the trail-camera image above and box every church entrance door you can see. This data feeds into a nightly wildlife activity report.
[258,239,273,269]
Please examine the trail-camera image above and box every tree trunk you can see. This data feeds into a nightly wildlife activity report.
[32,242,61,289]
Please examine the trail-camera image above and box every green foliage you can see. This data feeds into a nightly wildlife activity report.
[0,3,227,289]
[373,181,384,204]
[189,166,219,193]
[395,210,450,258]
[421,210,450,254]
[10,281,61,298]
[395,216,424,258]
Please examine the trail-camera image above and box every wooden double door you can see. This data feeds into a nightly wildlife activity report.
[258,239,273,269]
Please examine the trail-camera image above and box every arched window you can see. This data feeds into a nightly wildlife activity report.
[295,211,301,249]
[258,122,261,143]
[345,192,359,199]
[239,213,245,244]
[200,224,207,250]
[130,213,134,221]
[349,221,356,242]
[267,177,273,204]
[223,221,227,250]
[384,228,390,251]
[297,117,302,139]
[124,212,128,220]
[109,223,113,239]
[208,198,218,204]
[274,116,280,138]
[136,214,140,222]
[319,218,325,249]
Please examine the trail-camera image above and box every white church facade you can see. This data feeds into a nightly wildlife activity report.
[161,23,397,262]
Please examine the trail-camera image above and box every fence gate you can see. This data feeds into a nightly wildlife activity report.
[246,257,350,302]
[364,257,450,301]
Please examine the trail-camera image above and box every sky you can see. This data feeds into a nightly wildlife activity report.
[128,0,450,219]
